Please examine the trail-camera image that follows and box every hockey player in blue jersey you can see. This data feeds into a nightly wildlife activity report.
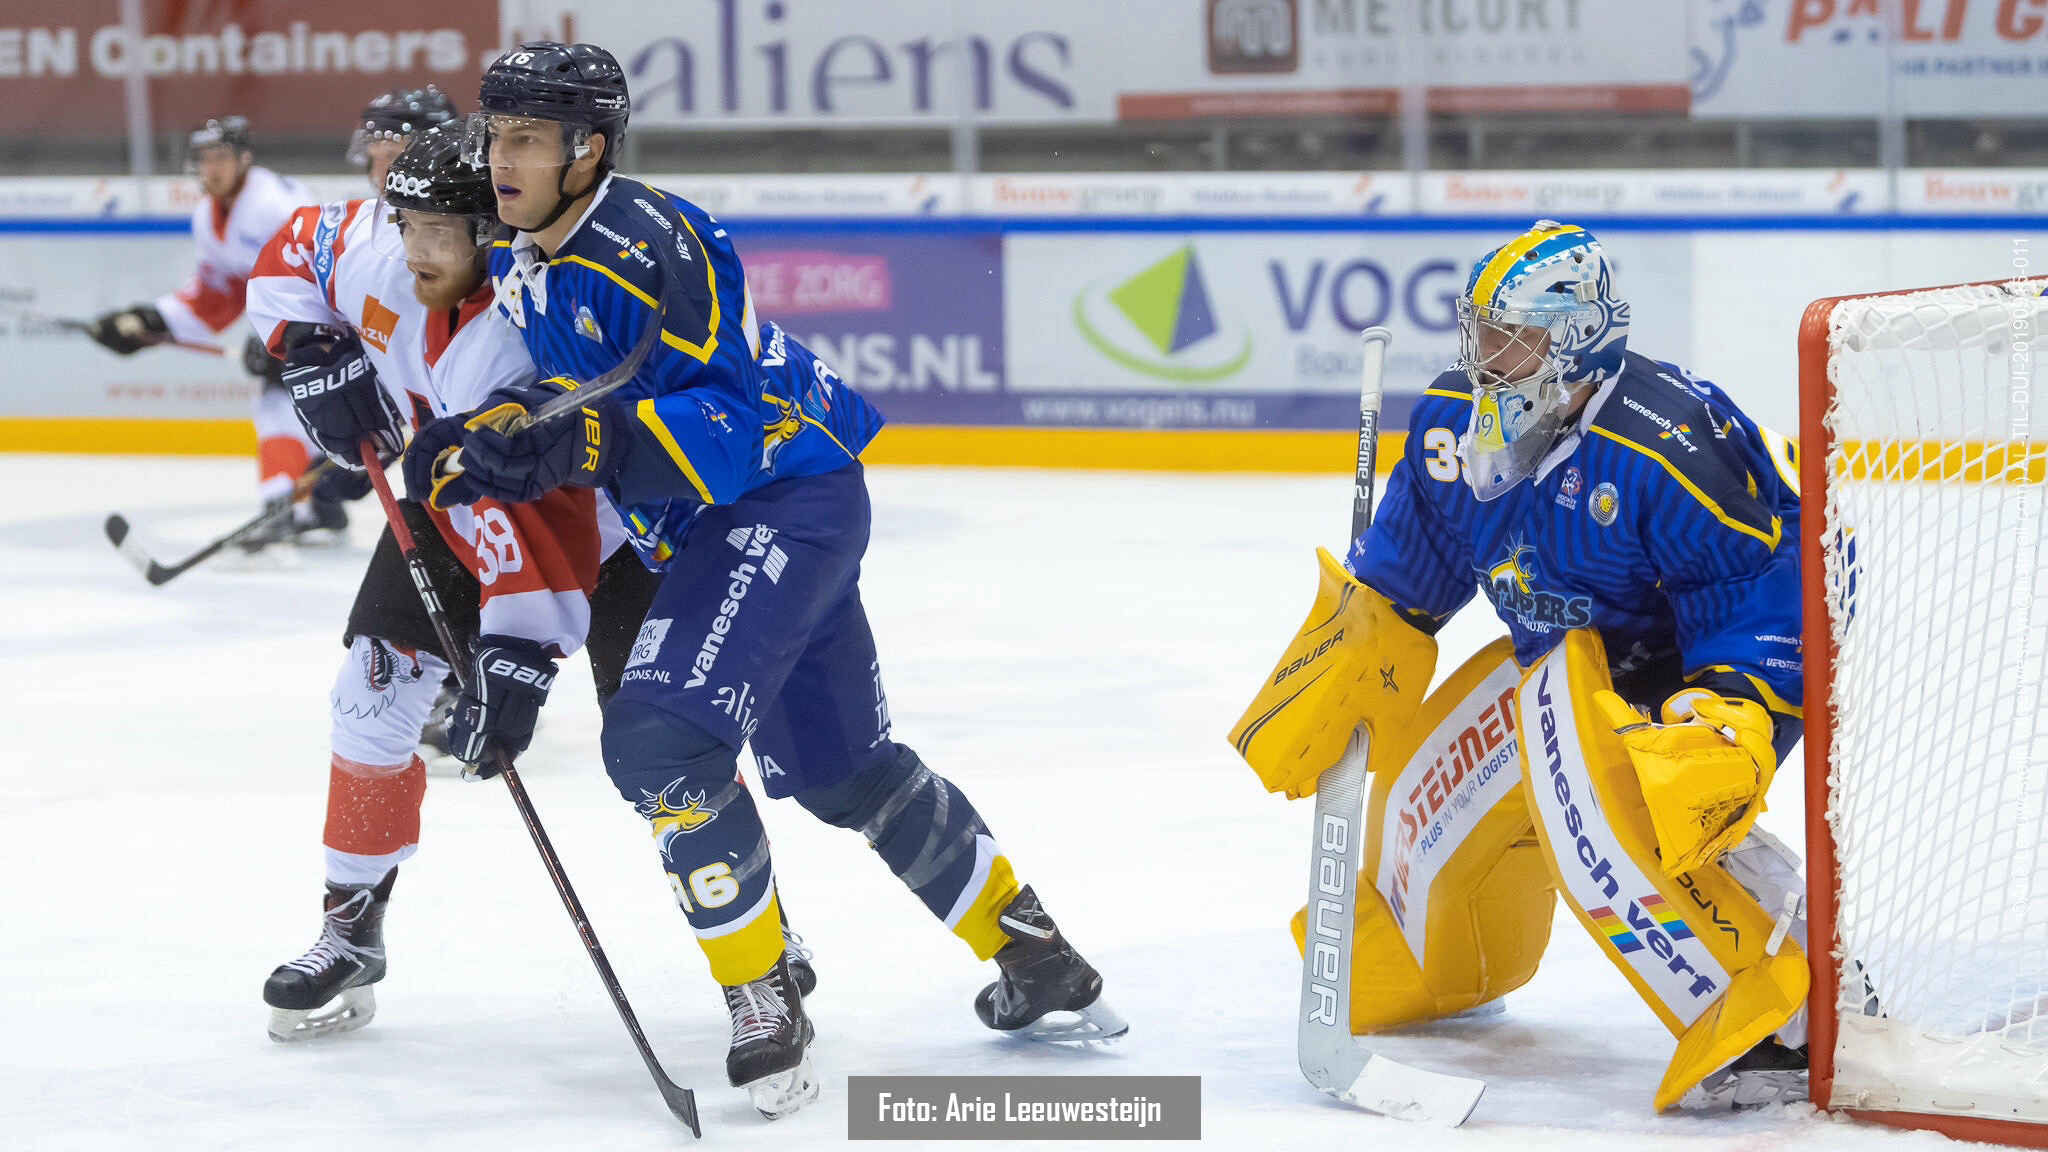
[400,42,1124,1119]
[1234,222,1812,1112]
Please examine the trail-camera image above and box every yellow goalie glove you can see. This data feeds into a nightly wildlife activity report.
[1228,548,1437,799]
[1593,688,1777,879]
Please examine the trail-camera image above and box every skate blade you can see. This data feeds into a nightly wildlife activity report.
[1678,1068,1808,1111]
[1000,998,1130,1046]
[266,985,376,1043]
[743,1055,820,1120]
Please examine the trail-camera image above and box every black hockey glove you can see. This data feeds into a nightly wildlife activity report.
[449,634,559,775]
[455,378,624,505]
[401,413,483,510]
[87,305,169,355]
[312,464,373,504]
[242,333,286,387]
[283,332,405,471]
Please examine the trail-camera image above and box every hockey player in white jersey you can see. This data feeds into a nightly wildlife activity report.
[85,117,337,542]
[243,127,756,1040]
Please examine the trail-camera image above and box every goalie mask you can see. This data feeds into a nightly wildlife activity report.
[1456,221,1629,501]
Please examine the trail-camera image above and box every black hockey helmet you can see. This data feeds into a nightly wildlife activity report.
[381,125,499,257]
[348,84,459,166]
[185,116,251,161]
[467,41,629,173]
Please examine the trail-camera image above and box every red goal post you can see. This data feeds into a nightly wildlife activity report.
[1799,278,2048,1147]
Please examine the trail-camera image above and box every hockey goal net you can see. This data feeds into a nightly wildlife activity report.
[1801,278,2048,1146]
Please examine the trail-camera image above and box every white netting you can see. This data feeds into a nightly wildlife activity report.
[1820,279,2048,1124]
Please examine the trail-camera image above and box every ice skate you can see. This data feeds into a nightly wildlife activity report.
[1678,1037,1809,1110]
[975,885,1127,1044]
[263,876,391,1042]
[724,950,818,1120]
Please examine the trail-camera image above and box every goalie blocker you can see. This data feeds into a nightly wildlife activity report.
[1235,557,1806,1110]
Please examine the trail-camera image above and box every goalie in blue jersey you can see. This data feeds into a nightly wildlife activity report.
[1234,221,1812,1112]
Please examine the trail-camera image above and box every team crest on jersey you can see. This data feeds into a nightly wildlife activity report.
[1475,539,1592,634]
[1591,482,1621,527]
[575,305,603,344]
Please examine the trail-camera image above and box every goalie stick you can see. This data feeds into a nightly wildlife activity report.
[103,460,336,586]
[1295,327,1488,1127]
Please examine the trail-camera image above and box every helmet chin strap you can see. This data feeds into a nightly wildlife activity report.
[527,142,604,237]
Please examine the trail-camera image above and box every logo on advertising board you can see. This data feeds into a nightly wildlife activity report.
[1074,244,1252,383]
[1208,0,1298,74]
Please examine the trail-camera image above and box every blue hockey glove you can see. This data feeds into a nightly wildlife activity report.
[401,413,483,510]
[455,378,623,505]
[284,331,405,470]
[450,635,559,776]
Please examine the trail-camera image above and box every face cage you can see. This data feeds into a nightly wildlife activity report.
[1454,301,1589,501]
[461,112,593,170]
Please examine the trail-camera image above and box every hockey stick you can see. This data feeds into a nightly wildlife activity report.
[358,436,701,1137]
[103,460,336,586]
[1295,327,1488,1127]
[23,311,229,357]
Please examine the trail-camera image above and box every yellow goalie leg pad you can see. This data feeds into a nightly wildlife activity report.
[1288,639,1555,1032]
[1515,630,1807,1112]
[1229,548,1437,799]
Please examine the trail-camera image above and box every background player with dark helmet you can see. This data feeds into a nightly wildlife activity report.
[403,41,1125,1119]
[348,84,459,193]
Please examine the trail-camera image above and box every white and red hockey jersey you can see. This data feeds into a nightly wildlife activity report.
[156,165,311,347]
[246,198,623,655]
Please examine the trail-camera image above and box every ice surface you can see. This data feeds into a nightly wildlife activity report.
[0,457,1944,1150]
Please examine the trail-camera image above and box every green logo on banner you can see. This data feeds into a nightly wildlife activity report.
[1076,244,1252,382]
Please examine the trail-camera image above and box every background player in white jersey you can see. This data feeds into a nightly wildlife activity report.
[85,117,337,541]
[242,128,729,1040]
[1234,221,1810,1111]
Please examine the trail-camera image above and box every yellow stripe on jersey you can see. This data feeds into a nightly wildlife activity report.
[1470,221,1577,310]
[664,213,721,364]
[1591,426,1783,549]
[1697,665,1805,720]
[1422,387,1474,402]
[695,890,787,986]
[951,853,1021,962]
[634,397,718,504]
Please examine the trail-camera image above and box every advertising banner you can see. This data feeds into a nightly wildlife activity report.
[1691,0,2048,118]
[552,0,1691,128]
[0,1,499,137]
[1003,228,1694,429]
[0,235,257,421]
[742,229,1007,426]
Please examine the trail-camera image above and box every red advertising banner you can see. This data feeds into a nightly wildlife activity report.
[0,1,498,137]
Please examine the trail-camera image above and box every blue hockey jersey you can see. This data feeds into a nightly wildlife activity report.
[1351,351,1803,726]
[488,174,884,567]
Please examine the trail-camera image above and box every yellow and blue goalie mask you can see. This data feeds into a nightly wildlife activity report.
[1456,221,1629,501]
